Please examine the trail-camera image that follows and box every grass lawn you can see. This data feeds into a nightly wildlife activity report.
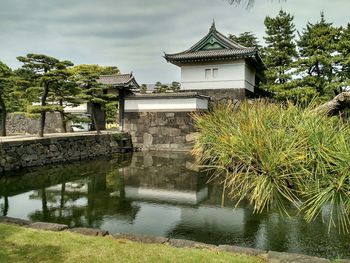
[0,223,263,263]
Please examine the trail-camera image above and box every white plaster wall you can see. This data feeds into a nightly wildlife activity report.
[125,97,208,112]
[181,60,248,90]
[245,63,256,92]
[64,103,88,114]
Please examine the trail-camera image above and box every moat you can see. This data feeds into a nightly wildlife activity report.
[0,152,349,259]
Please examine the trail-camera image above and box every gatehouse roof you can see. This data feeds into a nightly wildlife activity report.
[98,73,140,89]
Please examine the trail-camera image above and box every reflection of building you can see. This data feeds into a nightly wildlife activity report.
[121,152,209,205]
[123,187,208,205]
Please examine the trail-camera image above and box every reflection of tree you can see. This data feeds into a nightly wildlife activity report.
[0,155,132,197]
[27,171,139,229]
[0,195,9,216]
[241,207,265,247]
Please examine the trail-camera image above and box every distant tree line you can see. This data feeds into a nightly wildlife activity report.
[230,10,350,103]
[138,81,181,94]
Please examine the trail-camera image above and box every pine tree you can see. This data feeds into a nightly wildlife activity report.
[154,81,168,93]
[263,10,301,102]
[49,69,81,133]
[17,54,73,137]
[0,61,13,136]
[296,13,341,99]
[337,23,350,90]
[139,84,147,94]
[169,81,181,92]
[229,32,261,49]
[70,65,117,134]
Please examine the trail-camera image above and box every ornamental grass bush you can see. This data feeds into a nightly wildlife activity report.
[192,101,350,233]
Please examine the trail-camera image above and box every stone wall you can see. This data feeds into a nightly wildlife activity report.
[0,132,132,173]
[124,112,199,151]
[6,113,66,135]
[180,88,254,103]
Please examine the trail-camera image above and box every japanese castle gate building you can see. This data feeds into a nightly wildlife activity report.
[124,22,264,151]
[165,21,264,101]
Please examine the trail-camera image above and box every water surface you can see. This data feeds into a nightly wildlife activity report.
[0,152,349,259]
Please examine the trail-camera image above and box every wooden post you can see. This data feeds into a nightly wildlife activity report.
[119,89,125,132]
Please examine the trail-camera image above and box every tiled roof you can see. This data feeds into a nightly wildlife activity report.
[164,22,262,66]
[125,92,210,100]
[165,49,257,61]
[98,74,134,85]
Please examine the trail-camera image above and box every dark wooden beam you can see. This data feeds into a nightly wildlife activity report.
[119,89,125,131]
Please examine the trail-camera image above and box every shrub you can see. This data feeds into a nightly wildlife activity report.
[192,101,350,232]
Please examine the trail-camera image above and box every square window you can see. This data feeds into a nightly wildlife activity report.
[213,68,218,78]
[205,69,211,79]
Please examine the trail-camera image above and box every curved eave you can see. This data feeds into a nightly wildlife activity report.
[164,52,259,66]
[103,78,140,90]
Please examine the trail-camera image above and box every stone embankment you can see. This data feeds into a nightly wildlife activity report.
[6,112,68,135]
[0,132,133,173]
[124,112,199,151]
[1,216,348,263]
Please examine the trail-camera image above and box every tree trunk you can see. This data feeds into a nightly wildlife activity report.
[92,103,101,135]
[59,99,67,133]
[313,92,350,116]
[0,96,7,137]
[39,84,49,137]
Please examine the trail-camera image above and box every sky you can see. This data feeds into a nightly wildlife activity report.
[0,0,349,84]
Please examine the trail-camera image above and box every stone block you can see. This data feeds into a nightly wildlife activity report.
[218,245,265,256]
[0,216,31,226]
[165,113,175,118]
[267,251,330,263]
[149,127,160,135]
[28,222,69,231]
[185,132,199,142]
[169,239,215,249]
[113,233,168,244]
[69,227,109,237]
[174,136,185,144]
[161,127,181,137]
[143,133,153,146]
[49,144,58,152]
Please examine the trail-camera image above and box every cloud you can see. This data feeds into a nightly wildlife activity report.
[0,0,349,83]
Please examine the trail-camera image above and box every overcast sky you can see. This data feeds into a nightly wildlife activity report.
[0,0,349,84]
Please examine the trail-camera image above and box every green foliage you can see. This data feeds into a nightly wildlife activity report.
[105,101,118,123]
[154,81,181,93]
[17,54,75,136]
[0,61,13,104]
[27,105,64,114]
[338,24,350,89]
[0,61,15,135]
[296,13,341,99]
[70,64,116,105]
[170,81,181,92]
[139,84,147,94]
[113,132,125,141]
[262,10,299,101]
[154,81,169,93]
[193,101,350,232]
[229,32,262,49]
[70,64,118,133]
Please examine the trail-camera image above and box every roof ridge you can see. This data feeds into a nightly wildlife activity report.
[164,23,256,58]
[100,73,131,77]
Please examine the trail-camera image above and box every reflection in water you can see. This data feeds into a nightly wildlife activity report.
[0,152,350,259]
